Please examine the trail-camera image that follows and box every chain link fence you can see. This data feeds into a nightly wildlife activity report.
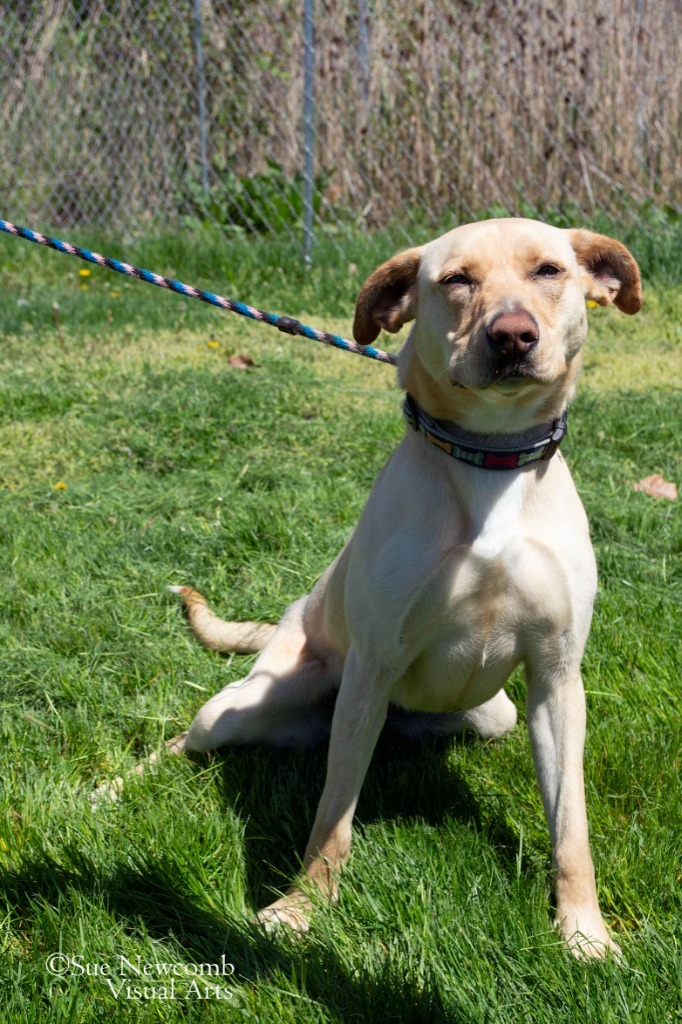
[1,0,680,262]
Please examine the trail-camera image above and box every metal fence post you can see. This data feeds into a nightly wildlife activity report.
[193,0,210,199]
[303,0,315,265]
[358,0,370,104]
[357,0,371,206]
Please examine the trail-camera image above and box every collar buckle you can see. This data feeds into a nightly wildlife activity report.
[541,409,568,461]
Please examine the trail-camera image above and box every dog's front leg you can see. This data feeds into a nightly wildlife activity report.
[526,666,618,959]
[258,648,390,932]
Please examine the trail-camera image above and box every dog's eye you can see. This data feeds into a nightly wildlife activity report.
[441,273,471,286]
[536,264,562,278]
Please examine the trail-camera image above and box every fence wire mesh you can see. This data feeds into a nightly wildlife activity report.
[1,0,680,260]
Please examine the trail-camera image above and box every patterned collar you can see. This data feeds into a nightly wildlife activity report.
[403,394,568,471]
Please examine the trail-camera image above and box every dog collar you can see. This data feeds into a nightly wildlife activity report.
[403,394,568,470]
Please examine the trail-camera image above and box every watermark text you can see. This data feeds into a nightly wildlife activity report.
[46,952,240,1004]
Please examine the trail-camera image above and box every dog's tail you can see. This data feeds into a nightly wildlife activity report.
[169,586,275,653]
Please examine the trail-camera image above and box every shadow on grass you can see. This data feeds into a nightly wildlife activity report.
[1,734,530,1022]
[2,851,454,1022]
[208,728,529,911]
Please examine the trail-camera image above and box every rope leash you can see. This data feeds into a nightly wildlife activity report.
[0,218,398,367]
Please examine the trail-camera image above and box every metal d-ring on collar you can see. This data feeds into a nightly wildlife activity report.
[403,394,568,471]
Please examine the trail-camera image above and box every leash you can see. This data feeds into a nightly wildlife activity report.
[0,218,398,367]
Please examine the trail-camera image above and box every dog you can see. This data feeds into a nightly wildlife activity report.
[169,218,641,957]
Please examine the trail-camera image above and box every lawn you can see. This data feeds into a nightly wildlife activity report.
[1,227,681,1023]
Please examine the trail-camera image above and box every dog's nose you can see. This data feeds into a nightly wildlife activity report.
[486,311,539,360]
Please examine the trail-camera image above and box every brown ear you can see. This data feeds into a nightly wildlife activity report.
[568,229,642,314]
[353,247,422,345]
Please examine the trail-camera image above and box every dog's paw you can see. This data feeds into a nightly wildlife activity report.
[565,930,622,961]
[556,908,622,960]
[89,776,124,810]
[257,892,312,935]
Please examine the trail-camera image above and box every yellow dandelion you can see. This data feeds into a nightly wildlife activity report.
[54,481,67,490]
[79,268,91,277]
[110,290,121,298]
[207,341,219,349]
[586,300,598,309]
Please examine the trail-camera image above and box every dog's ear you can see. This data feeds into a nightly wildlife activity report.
[568,229,642,314]
[353,248,422,345]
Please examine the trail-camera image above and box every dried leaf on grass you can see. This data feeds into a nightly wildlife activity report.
[227,354,256,369]
[632,474,678,501]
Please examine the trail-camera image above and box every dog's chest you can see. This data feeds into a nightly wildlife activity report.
[392,473,553,712]
[465,469,528,560]
[395,554,526,712]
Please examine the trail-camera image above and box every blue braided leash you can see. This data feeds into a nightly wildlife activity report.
[0,218,398,367]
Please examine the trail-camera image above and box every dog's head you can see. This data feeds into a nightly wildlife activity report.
[353,219,641,430]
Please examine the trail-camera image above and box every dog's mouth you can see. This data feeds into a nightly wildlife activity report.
[488,362,543,390]
[492,359,539,381]
[450,363,544,392]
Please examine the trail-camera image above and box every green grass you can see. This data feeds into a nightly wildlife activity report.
[1,227,681,1023]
